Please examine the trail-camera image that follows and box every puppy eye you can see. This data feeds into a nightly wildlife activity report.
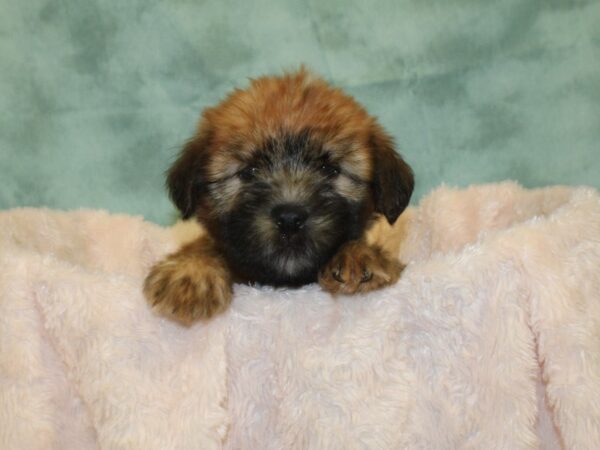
[238,165,258,181]
[319,162,340,177]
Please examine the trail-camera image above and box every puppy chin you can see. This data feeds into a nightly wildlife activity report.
[269,255,320,286]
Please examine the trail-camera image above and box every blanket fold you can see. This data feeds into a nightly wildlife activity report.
[1,182,599,449]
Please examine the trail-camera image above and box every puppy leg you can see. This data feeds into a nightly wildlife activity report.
[318,240,403,295]
[143,236,232,324]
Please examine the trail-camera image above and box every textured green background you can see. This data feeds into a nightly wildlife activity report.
[1,0,599,225]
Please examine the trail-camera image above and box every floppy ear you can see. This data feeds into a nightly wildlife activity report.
[369,126,414,225]
[166,125,212,219]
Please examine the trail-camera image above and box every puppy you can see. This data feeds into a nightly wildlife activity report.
[144,68,414,323]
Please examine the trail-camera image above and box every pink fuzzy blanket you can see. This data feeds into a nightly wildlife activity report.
[1,182,599,450]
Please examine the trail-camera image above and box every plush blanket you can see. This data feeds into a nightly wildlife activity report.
[1,182,599,450]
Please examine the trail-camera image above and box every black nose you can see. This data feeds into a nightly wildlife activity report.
[271,204,308,234]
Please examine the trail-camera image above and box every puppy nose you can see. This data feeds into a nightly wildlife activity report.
[271,204,308,234]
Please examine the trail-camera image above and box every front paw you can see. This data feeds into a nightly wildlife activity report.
[319,240,403,295]
[143,257,232,324]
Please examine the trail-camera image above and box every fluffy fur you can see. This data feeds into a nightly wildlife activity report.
[144,68,414,323]
[2,182,599,449]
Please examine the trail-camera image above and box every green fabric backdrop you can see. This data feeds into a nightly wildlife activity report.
[1,0,598,224]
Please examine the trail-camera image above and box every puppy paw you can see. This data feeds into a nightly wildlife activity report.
[143,255,232,324]
[319,240,403,295]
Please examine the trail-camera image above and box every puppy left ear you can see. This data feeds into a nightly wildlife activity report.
[370,126,414,225]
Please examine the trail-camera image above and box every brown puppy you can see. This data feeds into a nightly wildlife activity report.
[144,69,414,324]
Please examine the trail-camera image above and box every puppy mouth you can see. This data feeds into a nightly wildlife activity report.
[274,230,308,249]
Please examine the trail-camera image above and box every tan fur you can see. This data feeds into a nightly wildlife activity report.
[144,69,413,323]
[318,240,404,295]
[201,68,374,185]
[144,236,232,324]
[366,209,414,258]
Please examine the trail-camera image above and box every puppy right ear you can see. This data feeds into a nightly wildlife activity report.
[166,127,212,219]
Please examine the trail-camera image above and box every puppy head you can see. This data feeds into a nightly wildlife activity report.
[167,69,414,286]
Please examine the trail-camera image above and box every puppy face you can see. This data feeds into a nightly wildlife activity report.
[167,69,414,286]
